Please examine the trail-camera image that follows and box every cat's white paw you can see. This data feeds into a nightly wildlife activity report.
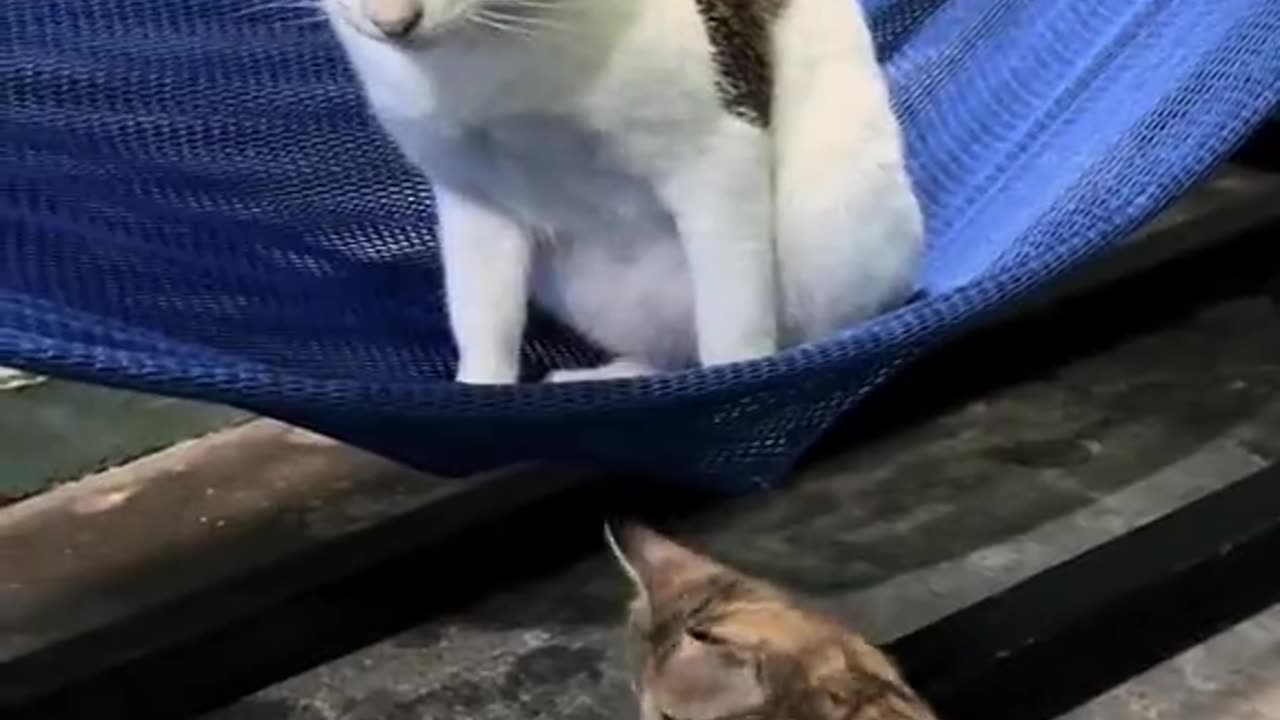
[454,361,520,385]
[545,359,656,384]
[455,374,517,385]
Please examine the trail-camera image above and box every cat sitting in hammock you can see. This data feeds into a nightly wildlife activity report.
[323,0,922,383]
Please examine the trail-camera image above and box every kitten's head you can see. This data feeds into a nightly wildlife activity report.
[323,0,496,42]
[607,523,934,720]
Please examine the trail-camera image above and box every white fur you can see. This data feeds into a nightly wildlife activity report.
[323,0,922,384]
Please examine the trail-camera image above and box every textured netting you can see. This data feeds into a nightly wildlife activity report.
[2,0,1278,492]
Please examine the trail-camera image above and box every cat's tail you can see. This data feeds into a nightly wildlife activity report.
[770,0,924,343]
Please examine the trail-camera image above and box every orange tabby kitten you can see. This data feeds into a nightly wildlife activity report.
[608,523,938,720]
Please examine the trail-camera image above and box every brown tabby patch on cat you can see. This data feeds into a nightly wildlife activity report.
[608,523,938,720]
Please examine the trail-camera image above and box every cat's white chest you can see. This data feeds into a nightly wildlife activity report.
[396,114,674,240]
[332,3,718,241]
[337,17,721,368]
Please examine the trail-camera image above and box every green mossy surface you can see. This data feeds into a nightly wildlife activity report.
[0,375,249,501]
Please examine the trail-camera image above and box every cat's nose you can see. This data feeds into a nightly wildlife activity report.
[363,0,423,38]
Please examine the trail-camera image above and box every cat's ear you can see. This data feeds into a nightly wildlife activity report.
[604,521,717,598]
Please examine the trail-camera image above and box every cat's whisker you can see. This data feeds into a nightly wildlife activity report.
[468,12,541,37]
[478,8,574,35]
[231,1,323,20]
[475,10,569,37]
[233,0,321,12]
[276,15,330,26]
[493,0,577,10]
[484,0,583,24]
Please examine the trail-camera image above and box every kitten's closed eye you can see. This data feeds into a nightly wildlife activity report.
[686,627,725,645]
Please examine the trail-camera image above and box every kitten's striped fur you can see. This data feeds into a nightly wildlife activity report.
[609,524,938,720]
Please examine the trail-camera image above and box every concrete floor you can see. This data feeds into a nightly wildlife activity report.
[203,288,1280,719]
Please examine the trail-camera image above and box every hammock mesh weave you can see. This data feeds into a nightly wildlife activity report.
[2,0,1278,491]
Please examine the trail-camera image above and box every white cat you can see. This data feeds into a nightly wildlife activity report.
[322,0,923,384]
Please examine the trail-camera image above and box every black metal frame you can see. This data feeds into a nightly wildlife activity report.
[3,132,1279,719]
[1238,118,1280,171]
[893,459,1280,720]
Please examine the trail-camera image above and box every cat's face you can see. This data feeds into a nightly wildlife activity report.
[607,524,935,720]
[323,0,491,41]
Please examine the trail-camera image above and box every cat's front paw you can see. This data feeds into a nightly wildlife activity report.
[455,374,517,385]
[545,358,655,384]
[454,361,520,385]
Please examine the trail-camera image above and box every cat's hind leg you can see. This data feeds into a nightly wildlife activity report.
[545,358,656,383]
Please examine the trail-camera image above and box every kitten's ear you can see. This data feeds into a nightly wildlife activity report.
[604,521,716,597]
[603,520,644,592]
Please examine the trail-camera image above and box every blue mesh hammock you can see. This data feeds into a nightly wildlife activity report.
[2,0,1277,492]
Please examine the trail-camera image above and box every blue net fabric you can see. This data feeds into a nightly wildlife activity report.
[1,0,1277,492]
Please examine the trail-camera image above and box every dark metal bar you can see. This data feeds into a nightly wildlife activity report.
[891,458,1280,720]
[1236,117,1280,171]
